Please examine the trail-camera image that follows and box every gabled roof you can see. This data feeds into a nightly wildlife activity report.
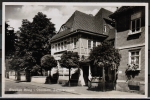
[109,6,135,18]
[51,8,114,42]
[106,28,115,40]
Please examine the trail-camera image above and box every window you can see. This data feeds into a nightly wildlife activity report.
[88,39,91,48]
[61,42,63,50]
[55,44,57,51]
[129,50,140,70]
[60,25,67,32]
[68,41,70,49]
[93,40,96,47]
[130,12,141,34]
[52,44,54,49]
[71,38,73,48]
[74,38,77,48]
[58,43,60,51]
[64,41,67,49]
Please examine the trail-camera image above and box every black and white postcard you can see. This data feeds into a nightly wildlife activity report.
[2,2,148,98]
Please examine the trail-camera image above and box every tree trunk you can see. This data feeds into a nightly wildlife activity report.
[48,70,51,84]
[114,66,116,90]
[17,71,21,81]
[69,68,71,86]
[102,67,105,91]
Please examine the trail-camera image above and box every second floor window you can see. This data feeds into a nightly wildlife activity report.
[55,44,57,51]
[131,12,141,34]
[64,41,67,49]
[88,39,91,49]
[58,43,60,51]
[61,42,63,50]
[74,38,77,48]
[71,38,73,48]
[93,40,96,47]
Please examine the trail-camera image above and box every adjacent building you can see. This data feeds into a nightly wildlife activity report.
[109,6,145,93]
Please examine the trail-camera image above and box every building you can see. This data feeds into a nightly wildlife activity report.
[51,8,115,60]
[50,8,115,85]
[109,6,145,93]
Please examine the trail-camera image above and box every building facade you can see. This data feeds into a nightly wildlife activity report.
[110,6,145,93]
[51,8,114,60]
[50,8,115,86]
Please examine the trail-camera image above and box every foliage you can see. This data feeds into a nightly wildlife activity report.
[41,54,57,71]
[13,12,56,72]
[60,51,80,86]
[126,64,139,71]
[125,64,140,82]
[9,56,23,71]
[5,22,15,58]
[89,41,121,77]
[60,51,80,69]
[30,64,41,76]
[79,55,90,67]
[89,41,121,69]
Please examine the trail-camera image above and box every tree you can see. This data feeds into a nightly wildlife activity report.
[89,41,121,90]
[41,54,57,71]
[60,51,80,86]
[41,54,57,83]
[5,22,15,58]
[14,12,56,75]
[9,56,23,80]
[89,41,121,72]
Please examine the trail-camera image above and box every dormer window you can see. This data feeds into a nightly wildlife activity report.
[59,24,70,32]
[129,12,141,35]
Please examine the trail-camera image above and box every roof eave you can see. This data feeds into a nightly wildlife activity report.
[50,29,108,43]
[78,29,108,38]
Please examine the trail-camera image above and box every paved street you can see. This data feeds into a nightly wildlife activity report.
[5,79,73,94]
[5,78,145,98]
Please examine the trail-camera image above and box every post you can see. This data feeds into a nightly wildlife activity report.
[69,68,71,86]
[114,64,116,90]
[102,67,105,91]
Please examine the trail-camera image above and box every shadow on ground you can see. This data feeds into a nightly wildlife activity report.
[5,91,18,94]
[15,80,27,83]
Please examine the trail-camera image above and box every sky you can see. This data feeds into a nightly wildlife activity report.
[5,5,119,32]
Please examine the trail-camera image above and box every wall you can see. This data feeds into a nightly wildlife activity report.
[79,34,102,59]
[118,46,145,82]
[115,7,145,93]
[51,34,80,59]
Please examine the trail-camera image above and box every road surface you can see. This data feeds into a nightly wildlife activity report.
[5,79,76,94]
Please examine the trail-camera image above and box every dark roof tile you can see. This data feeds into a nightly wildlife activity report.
[51,8,113,42]
[109,6,135,18]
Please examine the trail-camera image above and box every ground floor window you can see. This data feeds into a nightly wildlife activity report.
[129,49,141,70]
